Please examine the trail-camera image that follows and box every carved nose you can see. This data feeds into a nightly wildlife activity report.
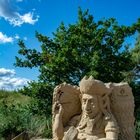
[85,101,90,110]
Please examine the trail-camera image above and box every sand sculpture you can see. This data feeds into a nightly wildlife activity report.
[52,76,135,140]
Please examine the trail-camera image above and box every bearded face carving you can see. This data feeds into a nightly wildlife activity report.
[52,76,135,140]
[82,94,100,119]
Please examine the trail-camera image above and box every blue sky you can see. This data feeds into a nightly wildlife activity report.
[0,0,140,90]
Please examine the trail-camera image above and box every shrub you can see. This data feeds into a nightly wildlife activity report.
[19,81,53,116]
[0,90,52,139]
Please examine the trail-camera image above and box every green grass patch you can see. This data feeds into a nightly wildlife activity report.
[0,90,30,105]
[0,90,52,139]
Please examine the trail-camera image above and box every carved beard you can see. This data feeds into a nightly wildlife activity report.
[77,112,103,134]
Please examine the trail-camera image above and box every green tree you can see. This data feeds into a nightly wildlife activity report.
[15,8,140,85]
[122,34,140,83]
[19,81,53,115]
[131,34,140,81]
[15,7,140,117]
[15,8,140,139]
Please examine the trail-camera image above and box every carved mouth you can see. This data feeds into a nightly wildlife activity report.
[86,110,92,114]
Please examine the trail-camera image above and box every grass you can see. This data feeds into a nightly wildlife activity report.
[0,90,30,106]
[0,90,52,139]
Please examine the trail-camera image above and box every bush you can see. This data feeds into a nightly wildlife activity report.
[19,81,53,116]
[0,90,52,139]
[18,82,53,138]
[0,103,31,139]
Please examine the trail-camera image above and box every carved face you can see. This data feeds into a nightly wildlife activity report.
[82,94,99,118]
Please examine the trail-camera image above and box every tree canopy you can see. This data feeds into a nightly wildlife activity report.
[131,35,140,82]
[15,8,140,85]
[14,8,140,138]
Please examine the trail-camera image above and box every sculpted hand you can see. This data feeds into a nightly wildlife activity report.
[53,102,64,140]
[53,101,64,116]
[58,103,64,116]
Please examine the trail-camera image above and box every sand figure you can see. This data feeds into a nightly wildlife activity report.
[52,76,135,140]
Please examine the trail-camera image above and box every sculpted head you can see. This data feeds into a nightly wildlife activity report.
[79,76,111,119]
[82,93,99,118]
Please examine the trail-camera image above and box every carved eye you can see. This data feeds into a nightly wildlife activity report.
[90,102,94,105]
[89,99,94,105]
[119,89,127,96]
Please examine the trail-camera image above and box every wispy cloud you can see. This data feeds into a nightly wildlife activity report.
[0,32,13,44]
[15,34,20,39]
[0,68,30,90]
[0,32,28,44]
[0,0,39,26]
[0,68,15,77]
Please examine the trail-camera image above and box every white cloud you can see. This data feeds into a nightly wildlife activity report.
[0,0,39,26]
[15,35,28,41]
[0,32,27,44]
[0,32,13,44]
[20,12,39,25]
[0,68,30,91]
[7,12,39,26]
[15,34,20,39]
[0,68,15,77]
